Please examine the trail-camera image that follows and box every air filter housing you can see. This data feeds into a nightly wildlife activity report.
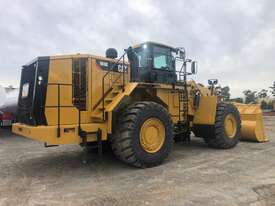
[106,48,118,59]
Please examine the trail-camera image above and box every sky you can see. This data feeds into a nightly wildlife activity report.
[0,0,274,98]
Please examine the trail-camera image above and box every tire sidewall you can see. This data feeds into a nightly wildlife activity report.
[130,103,173,166]
[217,104,241,146]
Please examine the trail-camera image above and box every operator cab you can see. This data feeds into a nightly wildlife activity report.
[127,42,178,84]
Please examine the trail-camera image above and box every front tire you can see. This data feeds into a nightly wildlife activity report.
[204,103,241,149]
[110,101,173,168]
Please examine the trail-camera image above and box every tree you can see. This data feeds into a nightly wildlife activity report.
[260,100,268,110]
[215,85,230,101]
[267,101,274,110]
[257,89,268,99]
[221,86,230,101]
[270,81,275,97]
[243,90,257,104]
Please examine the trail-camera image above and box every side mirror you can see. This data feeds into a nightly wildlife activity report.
[176,47,186,60]
[208,79,218,95]
[191,61,198,74]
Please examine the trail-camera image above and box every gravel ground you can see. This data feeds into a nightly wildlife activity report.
[0,116,274,206]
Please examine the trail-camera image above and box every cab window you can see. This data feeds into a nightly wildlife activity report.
[135,47,149,68]
[153,46,172,70]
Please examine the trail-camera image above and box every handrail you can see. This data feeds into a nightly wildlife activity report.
[102,52,127,81]
[101,52,128,120]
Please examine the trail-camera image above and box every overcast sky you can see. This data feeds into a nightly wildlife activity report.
[0,0,274,97]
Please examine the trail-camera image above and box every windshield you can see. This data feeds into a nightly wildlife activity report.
[132,44,175,71]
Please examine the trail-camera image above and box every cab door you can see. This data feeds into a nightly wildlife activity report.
[150,45,176,84]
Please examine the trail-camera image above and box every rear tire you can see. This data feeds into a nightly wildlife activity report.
[204,103,241,149]
[110,101,173,168]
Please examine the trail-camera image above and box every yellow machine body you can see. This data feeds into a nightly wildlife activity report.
[12,43,267,146]
[12,53,218,145]
[13,54,135,144]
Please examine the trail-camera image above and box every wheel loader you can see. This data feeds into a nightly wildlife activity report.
[12,41,267,168]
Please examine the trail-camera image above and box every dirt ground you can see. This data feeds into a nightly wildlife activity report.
[0,117,274,206]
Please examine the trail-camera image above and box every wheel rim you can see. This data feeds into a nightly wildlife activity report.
[224,114,237,138]
[140,118,165,153]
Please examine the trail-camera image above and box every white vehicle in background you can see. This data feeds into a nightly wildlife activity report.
[0,111,16,127]
[0,85,18,127]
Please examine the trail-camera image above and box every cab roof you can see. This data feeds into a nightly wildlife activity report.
[132,41,177,51]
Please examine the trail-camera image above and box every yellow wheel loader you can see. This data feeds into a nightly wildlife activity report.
[12,42,267,168]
